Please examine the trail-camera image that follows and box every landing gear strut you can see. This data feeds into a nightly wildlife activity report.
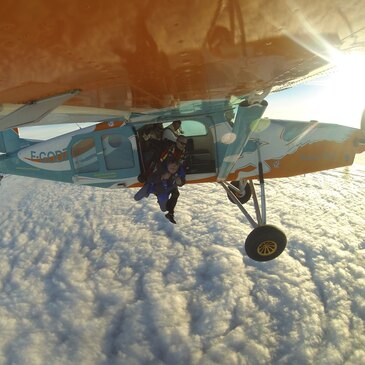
[220,141,287,261]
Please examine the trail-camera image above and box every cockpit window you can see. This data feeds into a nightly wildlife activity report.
[163,120,207,137]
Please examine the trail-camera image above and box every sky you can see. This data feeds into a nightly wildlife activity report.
[265,52,365,130]
[0,164,364,365]
[265,79,363,128]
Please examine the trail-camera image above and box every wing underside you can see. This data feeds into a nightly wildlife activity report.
[0,1,364,113]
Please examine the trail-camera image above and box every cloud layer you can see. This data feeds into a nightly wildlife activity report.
[0,163,364,365]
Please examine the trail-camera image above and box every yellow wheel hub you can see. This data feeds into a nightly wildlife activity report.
[257,240,277,256]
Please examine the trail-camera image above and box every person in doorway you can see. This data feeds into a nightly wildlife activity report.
[138,123,164,183]
[162,120,182,142]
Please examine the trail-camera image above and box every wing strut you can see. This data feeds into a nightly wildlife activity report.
[217,99,267,181]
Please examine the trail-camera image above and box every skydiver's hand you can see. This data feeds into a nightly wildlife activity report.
[161,172,171,180]
[175,177,183,186]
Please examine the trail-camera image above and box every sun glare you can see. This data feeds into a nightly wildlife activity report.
[315,52,365,127]
[329,52,365,92]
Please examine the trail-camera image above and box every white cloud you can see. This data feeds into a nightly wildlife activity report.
[0,164,364,364]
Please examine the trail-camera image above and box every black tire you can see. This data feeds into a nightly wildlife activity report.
[245,225,287,261]
[227,181,252,204]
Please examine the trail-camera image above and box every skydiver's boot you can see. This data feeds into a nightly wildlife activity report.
[165,212,176,224]
[137,173,146,183]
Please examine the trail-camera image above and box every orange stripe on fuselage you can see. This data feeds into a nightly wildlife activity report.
[228,131,365,180]
[71,139,95,158]
[94,121,125,131]
[259,137,363,179]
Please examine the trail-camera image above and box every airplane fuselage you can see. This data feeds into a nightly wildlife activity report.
[1,103,364,189]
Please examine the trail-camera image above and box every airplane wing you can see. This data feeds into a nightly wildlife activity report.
[0,97,129,131]
[0,0,364,128]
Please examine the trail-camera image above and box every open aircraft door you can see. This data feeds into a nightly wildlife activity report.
[69,124,140,188]
[178,118,216,176]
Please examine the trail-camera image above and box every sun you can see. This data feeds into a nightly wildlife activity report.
[329,52,365,92]
[315,52,365,128]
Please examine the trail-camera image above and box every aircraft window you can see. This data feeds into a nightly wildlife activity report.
[71,138,99,173]
[163,120,207,137]
[102,134,134,170]
[282,123,309,142]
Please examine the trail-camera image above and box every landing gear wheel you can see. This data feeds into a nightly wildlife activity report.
[227,181,252,204]
[245,225,287,261]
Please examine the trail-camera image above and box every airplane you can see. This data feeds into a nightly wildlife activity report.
[1,0,365,262]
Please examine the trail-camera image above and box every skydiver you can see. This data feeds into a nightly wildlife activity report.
[160,134,188,166]
[134,157,185,224]
[139,133,188,183]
